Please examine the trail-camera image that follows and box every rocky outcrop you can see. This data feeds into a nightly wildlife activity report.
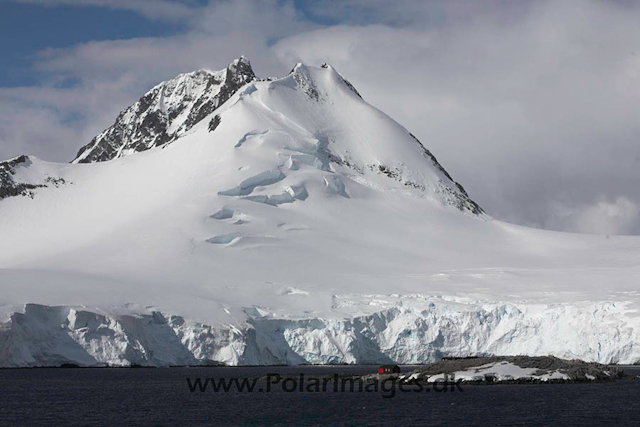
[0,156,40,200]
[72,57,256,163]
[0,156,67,201]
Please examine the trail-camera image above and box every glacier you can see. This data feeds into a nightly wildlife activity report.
[1,57,639,367]
[2,299,639,367]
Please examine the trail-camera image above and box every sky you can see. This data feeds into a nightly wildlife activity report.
[1,0,639,235]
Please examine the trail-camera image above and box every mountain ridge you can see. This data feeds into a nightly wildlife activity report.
[72,56,256,163]
[2,57,482,215]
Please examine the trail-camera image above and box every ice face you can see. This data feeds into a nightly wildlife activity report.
[2,299,639,367]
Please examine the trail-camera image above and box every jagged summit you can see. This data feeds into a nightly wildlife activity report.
[72,57,256,163]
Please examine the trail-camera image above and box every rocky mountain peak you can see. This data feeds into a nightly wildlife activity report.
[72,57,256,164]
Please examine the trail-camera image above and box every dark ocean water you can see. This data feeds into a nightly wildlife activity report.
[0,365,638,426]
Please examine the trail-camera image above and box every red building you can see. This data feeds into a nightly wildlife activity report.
[378,365,400,374]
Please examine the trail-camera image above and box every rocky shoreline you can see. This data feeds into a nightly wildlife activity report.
[384,356,627,384]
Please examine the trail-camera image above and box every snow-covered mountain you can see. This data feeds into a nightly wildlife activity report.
[0,58,639,367]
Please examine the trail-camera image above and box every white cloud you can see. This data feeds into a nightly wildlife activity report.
[303,0,531,27]
[191,0,314,37]
[11,0,200,21]
[0,81,141,162]
[572,197,640,236]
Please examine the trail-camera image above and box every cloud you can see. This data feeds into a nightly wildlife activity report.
[0,81,142,162]
[10,0,200,21]
[35,33,280,85]
[191,0,315,37]
[303,0,532,27]
[571,197,640,236]
[2,0,640,235]
[31,0,316,85]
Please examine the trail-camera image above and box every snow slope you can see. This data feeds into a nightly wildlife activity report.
[0,58,639,367]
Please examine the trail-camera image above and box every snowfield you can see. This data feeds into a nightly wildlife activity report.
[1,58,639,367]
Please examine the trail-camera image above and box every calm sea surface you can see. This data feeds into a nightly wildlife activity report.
[0,365,638,426]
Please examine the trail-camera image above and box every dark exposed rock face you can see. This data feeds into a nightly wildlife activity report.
[72,57,256,164]
[0,156,67,201]
[0,156,40,200]
[208,115,221,133]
